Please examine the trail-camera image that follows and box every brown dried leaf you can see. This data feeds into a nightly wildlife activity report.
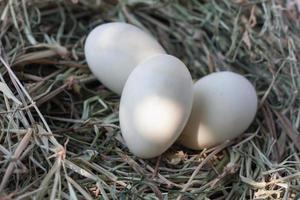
[242,30,251,50]
[165,151,187,165]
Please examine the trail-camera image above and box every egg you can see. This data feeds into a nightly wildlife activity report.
[119,54,193,158]
[178,71,257,150]
[84,22,166,95]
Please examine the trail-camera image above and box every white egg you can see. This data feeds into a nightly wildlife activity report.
[119,54,193,158]
[178,71,257,150]
[84,22,166,95]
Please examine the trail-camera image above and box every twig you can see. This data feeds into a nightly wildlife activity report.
[0,128,33,192]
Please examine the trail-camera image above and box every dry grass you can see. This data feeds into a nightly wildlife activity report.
[0,0,300,199]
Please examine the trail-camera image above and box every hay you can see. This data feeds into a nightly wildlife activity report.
[0,0,300,199]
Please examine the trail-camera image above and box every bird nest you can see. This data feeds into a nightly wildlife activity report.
[0,0,300,199]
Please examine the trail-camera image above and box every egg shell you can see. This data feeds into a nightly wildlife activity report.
[119,54,193,158]
[179,71,257,150]
[84,22,166,95]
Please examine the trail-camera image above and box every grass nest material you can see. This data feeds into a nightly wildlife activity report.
[0,0,300,199]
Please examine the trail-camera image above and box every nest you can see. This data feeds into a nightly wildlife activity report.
[0,0,300,199]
